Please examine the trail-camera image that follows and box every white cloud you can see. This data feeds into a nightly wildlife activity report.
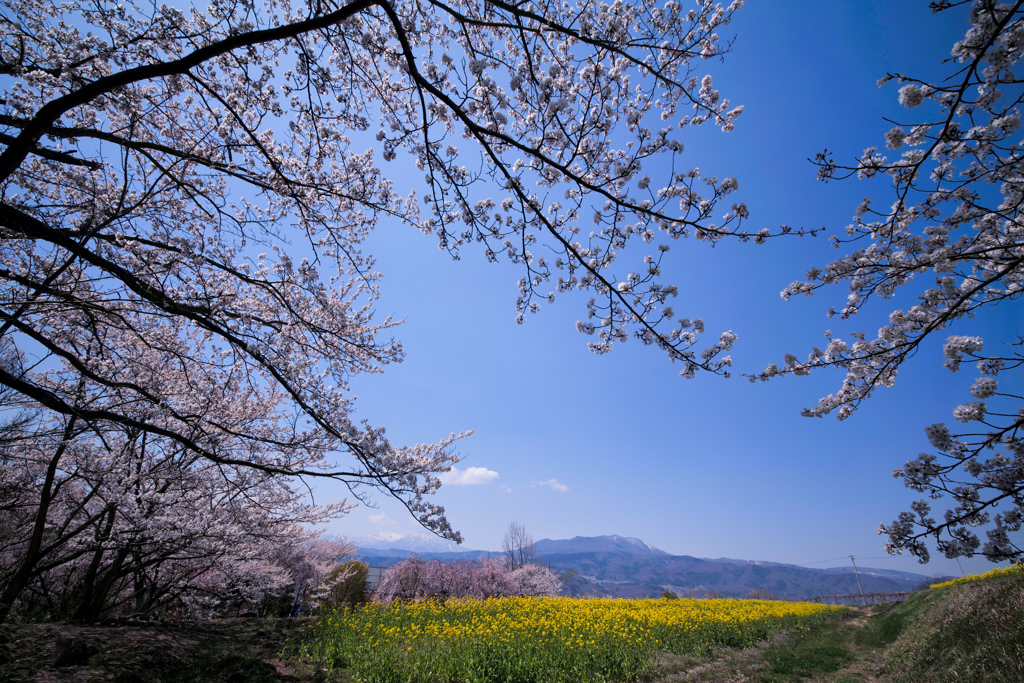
[369,512,396,525]
[533,478,569,492]
[439,466,500,486]
[500,485,513,494]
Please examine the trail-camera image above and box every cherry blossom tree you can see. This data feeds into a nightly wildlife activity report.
[372,555,558,602]
[760,1,1023,563]
[510,562,562,596]
[0,0,779,596]
[373,555,431,603]
[0,0,776,579]
[264,537,358,615]
[0,392,356,621]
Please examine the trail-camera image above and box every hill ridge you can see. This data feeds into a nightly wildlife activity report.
[350,533,939,600]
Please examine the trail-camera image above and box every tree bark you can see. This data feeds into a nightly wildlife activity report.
[0,418,76,623]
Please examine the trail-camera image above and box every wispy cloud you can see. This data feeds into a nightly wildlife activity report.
[440,466,500,486]
[369,512,395,525]
[532,478,569,492]
[500,485,513,494]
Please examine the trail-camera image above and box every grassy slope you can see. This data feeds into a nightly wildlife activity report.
[651,572,1024,683]
[877,572,1024,683]
[0,574,1020,682]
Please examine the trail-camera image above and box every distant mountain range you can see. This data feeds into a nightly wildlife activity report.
[350,534,944,600]
[533,535,669,556]
[348,531,473,555]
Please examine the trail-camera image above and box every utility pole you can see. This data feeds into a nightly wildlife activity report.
[850,555,867,606]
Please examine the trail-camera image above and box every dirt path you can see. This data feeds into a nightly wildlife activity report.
[645,608,889,683]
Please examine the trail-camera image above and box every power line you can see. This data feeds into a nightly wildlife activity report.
[798,555,895,566]
[797,556,853,566]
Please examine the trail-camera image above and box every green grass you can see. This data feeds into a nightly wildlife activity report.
[878,572,1024,683]
[647,571,1024,683]
[752,623,854,681]
[839,605,909,654]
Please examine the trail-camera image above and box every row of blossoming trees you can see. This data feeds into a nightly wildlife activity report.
[0,392,361,621]
[374,557,563,603]
[0,0,743,623]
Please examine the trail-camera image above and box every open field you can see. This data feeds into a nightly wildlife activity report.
[1,571,1020,682]
[297,596,842,682]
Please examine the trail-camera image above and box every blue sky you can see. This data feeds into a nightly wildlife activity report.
[317,1,1020,577]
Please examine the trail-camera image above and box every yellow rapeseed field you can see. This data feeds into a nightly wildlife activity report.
[299,595,844,682]
[929,563,1024,589]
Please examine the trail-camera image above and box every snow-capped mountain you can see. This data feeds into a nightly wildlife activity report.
[350,531,472,554]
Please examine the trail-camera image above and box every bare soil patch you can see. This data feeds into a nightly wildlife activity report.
[0,617,326,683]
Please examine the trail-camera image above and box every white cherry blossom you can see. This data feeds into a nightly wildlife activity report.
[759,1,1024,563]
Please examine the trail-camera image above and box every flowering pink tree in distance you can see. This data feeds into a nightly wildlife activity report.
[373,556,559,602]
[510,562,563,597]
[760,1,1023,563]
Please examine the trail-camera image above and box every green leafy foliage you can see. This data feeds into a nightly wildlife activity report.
[324,561,368,610]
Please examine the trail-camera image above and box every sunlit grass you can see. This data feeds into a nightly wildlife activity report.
[296,596,844,683]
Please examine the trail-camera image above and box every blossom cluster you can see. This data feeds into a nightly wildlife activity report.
[372,556,563,603]
[752,1,1024,563]
[0,0,776,593]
